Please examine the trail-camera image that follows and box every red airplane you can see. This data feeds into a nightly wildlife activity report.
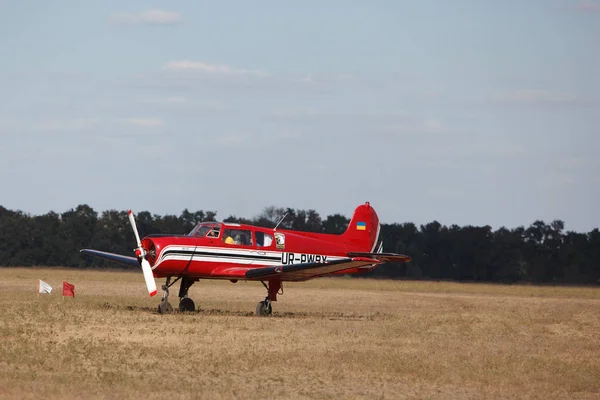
[80,202,411,316]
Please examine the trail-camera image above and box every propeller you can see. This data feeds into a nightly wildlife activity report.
[128,210,158,297]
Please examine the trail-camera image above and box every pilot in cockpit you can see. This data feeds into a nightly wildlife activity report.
[223,230,235,244]
[207,228,220,238]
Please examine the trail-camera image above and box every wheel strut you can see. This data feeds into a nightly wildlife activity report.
[157,276,198,314]
[178,276,196,312]
[157,276,174,314]
[256,281,282,316]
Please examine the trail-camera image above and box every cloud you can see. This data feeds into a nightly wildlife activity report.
[537,173,576,189]
[125,118,165,128]
[215,135,245,147]
[294,73,357,90]
[270,108,321,118]
[165,96,186,104]
[112,9,183,25]
[270,108,406,120]
[497,89,576,104]
[570,1,600,12]
[35,118,102,131]
[384,119,448,135]
[135,97,227,112]
[3,117,166,132]
[297,74,355,84]
[427,186,465,199]
[296,75,333,89]
[0,117,102,133]
[162,61,268,77]
[136,96,187,105]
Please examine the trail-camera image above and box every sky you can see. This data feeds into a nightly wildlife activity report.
[0,0,598,232]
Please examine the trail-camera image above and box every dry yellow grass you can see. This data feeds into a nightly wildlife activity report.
[1,267,599,399]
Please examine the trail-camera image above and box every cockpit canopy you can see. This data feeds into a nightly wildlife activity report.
[188,222,274,247]
[188,223,220,238]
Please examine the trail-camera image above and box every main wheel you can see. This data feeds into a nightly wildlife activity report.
[158,301,173,314]
[255,301,272,316]
[179,297,196,312]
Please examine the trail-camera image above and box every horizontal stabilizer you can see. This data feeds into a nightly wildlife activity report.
[244,257,380,282]
[346,252,411,263]
[80,249,140,269]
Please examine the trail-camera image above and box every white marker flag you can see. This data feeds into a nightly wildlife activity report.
[38,279,52,294]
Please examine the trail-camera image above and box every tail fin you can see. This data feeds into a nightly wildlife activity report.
[342,202,381,252]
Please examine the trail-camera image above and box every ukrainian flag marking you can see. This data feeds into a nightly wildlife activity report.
[356,221,366,230]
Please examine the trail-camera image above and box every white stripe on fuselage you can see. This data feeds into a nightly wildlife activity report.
[152,244,347,270]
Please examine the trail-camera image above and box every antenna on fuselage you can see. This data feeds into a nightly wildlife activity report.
[273,213,288,231]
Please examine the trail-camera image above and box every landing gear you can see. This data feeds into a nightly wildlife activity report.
[178,276,196,312]
[158,299,173,314]
[255,281,282,317]
[179,297,195,312]
[157,277,173,314]
[156,276,197,314]
[256,298,272,316]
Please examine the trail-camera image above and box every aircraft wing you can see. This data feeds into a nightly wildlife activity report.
[346,252,411,263]
[80,249,140,269]
[240,257,381,282]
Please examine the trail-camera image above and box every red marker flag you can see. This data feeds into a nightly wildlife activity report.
[63,281,75,298]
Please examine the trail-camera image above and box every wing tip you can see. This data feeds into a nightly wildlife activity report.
[350,256,381,264]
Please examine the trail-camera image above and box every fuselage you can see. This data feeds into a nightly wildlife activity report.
[142,221,375,279]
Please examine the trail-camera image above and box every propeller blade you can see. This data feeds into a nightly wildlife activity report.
[128,209,157,297]
[141,258,158,297]
[128,210,143,248]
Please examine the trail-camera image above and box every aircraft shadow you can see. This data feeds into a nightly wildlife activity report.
[120,304,389,321]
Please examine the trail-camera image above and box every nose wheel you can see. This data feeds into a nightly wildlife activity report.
[156,276,197,314]
[157,280,173,314]
[256,297,272,316]
[255,281,281,316]
[158,299,173,314]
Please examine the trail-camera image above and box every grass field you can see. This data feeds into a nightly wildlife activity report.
[1,267,599,399]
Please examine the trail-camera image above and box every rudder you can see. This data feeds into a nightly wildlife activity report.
[342,202,380,252]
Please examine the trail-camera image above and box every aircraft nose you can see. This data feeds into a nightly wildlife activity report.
[141,238,157,266]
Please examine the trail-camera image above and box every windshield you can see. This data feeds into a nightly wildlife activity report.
[189,223,213,237]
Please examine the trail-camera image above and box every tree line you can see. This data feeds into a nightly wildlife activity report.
[0,204,598,284]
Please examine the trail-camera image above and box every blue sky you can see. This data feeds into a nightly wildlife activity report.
[0,0,598,232]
